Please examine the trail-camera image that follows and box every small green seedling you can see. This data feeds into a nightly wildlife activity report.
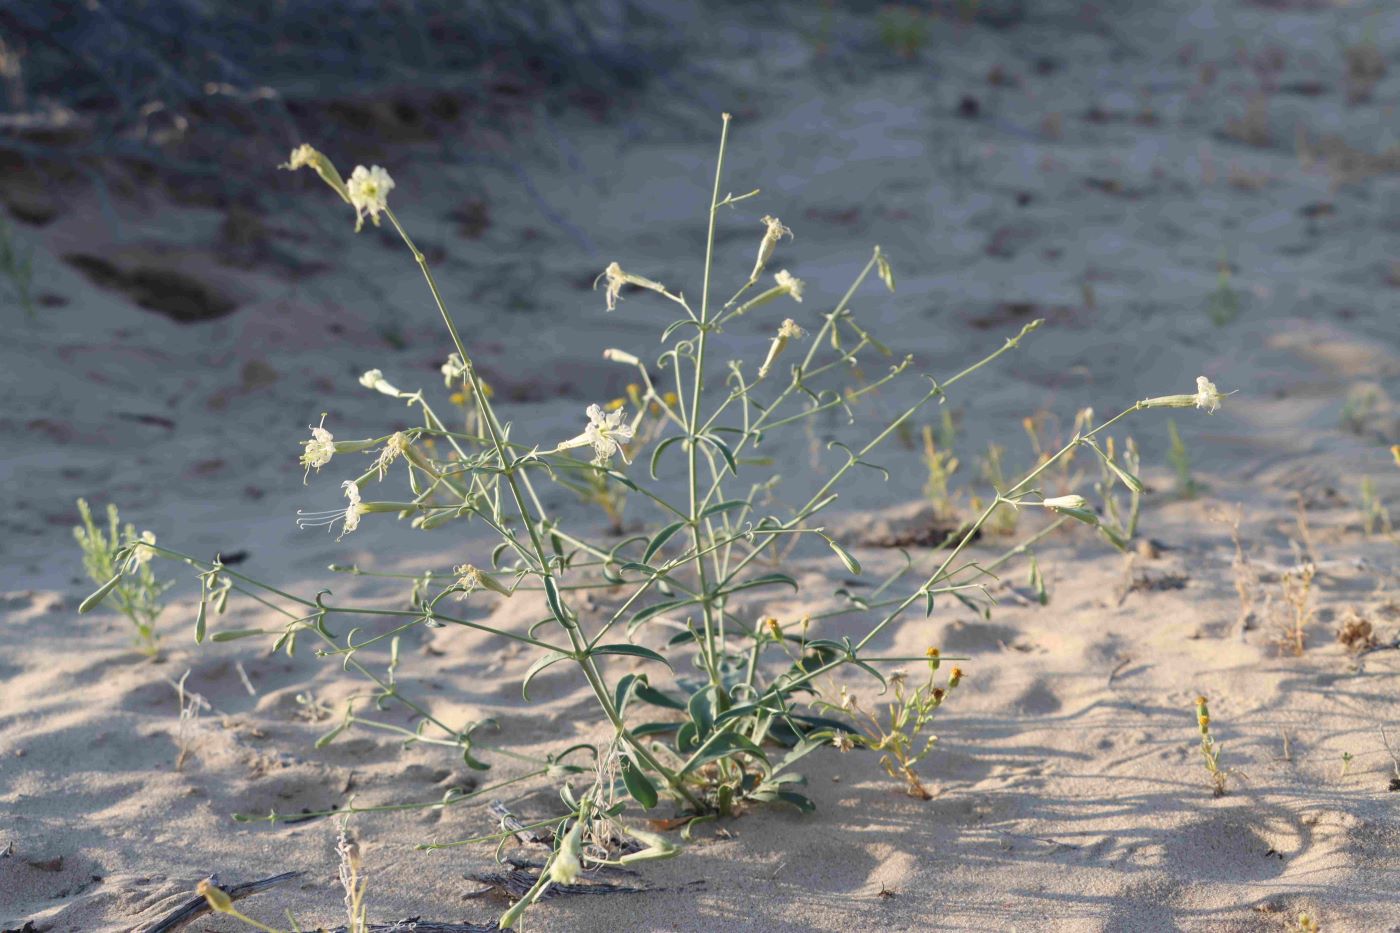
[1205,252,1240,326]
[74,499,170,656]
[828,650,964,799]
[1167,419,1203,499]
[1196,695,1229,796]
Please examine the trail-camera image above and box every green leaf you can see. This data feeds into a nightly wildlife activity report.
[620,756,658,809]
[633,721,679,737]
[590,643,673,670]
[821,534,861,575]
[634,682,686,710]
[701,500,748,520]
[649,435,687,480]
[720,572,798,596]
[543,575,569,624]
[194,600,208,644]
[627,599,694,636]
[614,673,641,716]
[697,434,738,475]
[681,731,769,775]
[643,521,689,564]
[521,650,571,700]
[687,687,716,741]
[210,628,266,642]
[314,721,349,748]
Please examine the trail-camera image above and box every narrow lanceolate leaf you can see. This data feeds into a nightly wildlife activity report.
[697,434,738,475]
[543,575,568,625]
[700,500,748,520]
[314,721,350,749]
[633,681,686,710]
[720,572,798,596]
[627,599,694,636]
[649,435,687,480]
[681,731,769,775]
[210,628,267,642]
[590,644,673,670]
[643,521,689,564]
[620,756,658,809]
[614,673,641,716]
[821,534,861,575]
[1089,441,1145,493]
[521,650,572,700]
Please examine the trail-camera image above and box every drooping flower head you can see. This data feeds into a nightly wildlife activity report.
[750,215,793,282]
[281,144,350,204]
[297,480,366,540]
[757,318,807,380]
[596,262,669,311]
[774,269,804,303]
[373,432,409,481]
[1194,376,1224,414]
[301,414,335,482]
[346,165,394,232]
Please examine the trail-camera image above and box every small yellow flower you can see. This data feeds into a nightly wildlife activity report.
[948,667,963,688]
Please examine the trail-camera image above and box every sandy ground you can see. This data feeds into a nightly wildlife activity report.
[3,1,1400,930]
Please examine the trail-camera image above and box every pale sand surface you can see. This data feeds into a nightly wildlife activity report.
[2,2,1399,930]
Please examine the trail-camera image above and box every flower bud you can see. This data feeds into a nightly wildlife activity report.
[549,819,584,885]
[359,369,401,397]
[196,879,234,913]
[603,348,641,366]
[281,144,350,204]
[749,215,793,282]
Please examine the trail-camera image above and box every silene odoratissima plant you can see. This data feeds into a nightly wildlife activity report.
[80,115,1227,929]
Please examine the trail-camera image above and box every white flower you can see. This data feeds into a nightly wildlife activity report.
[296,480,366,540]
[452,564,482,598]
[1194,376,1224,414]
[602,348,641,366]
[131,531,157,566]
[774,269,804,303]
[373,432,409,480]
[1140,376,1228,412]
[359,369,401,397]
[346,165,394,232]
[596,262,668,311]
[750,215,792,282]
[556,404,636,466]
[757,318,807,380]
[301,414,335,481]
[832,730,856,752]
[1041,495,1087,510]
[440,353,468,386]
[281,144,349,204]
